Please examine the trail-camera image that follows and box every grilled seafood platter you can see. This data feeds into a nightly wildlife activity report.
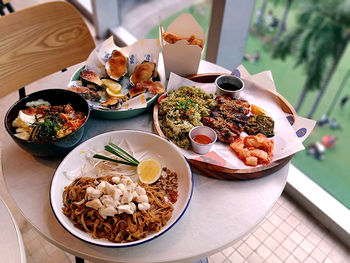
[157,86,275,167]
[68,50,165,112]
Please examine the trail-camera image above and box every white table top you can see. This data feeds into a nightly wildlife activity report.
[0,198,26,263]
[1,60,289,263]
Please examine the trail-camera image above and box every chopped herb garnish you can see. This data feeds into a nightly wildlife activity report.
[31,113,63,141]
[175,97,197,111]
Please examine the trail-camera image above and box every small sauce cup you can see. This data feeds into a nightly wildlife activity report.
[215,75,244,98]
[189,126,217,154]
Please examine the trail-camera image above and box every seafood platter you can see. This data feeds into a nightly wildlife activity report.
[68,37,165,119]
[153,69,315,180]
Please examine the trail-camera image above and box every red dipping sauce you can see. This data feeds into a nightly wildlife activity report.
[193,134,212,144]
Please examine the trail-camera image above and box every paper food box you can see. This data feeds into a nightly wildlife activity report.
[160,14,205,78]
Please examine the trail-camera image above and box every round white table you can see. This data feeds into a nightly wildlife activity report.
[2,60,289,263]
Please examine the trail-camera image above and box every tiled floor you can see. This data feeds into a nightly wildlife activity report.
[2,1,350,263]
[18,191,349,263]
[209,193,349,263]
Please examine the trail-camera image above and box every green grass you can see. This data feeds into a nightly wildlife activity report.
[145,3,211,40]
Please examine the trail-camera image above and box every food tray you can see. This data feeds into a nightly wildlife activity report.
[153,73,296,180]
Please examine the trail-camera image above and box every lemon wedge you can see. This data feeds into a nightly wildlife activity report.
[102,79,122,92]
[251,104,266,116]
[106,88,126,97]
[102,79,122,97]
[137,158,162,184]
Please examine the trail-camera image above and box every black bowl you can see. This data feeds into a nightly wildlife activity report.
[5,89,90,157]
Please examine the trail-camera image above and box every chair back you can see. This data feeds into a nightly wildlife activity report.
[0,1,95,97]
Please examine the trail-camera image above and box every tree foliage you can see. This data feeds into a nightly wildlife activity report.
[273,0,350,93]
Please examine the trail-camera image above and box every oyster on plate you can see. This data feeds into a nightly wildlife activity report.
[129,84,147,98]
[100,96,128,110]
[130,61,158,85]
[130,81,165,97]
[105,50,127,81]
[80,70,104,89]
[68,86,101,101]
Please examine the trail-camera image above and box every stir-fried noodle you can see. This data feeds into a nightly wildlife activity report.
[62,176,174,243]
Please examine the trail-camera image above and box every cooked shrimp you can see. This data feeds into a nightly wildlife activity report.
[249,149,270,164]
[230,137,251,160]
[244,134,274,152]
[245,156,258,166]
[230,134,274,166]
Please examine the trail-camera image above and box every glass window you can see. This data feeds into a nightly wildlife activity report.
[243,0,350,209]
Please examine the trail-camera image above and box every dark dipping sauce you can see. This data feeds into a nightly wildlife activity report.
[193,134,212,144]
[219,83,241,91]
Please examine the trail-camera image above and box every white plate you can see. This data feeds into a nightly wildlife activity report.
[50,130,193,247]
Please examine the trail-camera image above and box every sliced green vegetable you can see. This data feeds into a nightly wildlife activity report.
[93,143,140,167]
[109,142,139,164]
[104,145,138,165]
[93,154,138,166]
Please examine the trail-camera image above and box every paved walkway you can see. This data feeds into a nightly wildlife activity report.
[121,0,200,38]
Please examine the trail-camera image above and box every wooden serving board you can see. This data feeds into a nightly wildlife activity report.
[153,73,295,180]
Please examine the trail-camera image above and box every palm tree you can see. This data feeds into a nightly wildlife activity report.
[274,0,293,46]
[274,0,350,115]
[306,1,350,118]
[255,0,269,26]
[324,69,350,118]
[307,33,350,118]
[274,4,327,112]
